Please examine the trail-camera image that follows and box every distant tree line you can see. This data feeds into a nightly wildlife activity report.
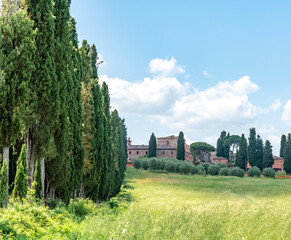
[0,0,127,207]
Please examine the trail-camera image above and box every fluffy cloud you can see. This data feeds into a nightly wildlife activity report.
[270,99,282,111]
[149,57,185,76]
[281,100,291,125]
[101,58,262,134]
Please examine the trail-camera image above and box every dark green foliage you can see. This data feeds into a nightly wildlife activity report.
[247,167,261,177]
[148,133,157,158]
[133,159,141,169]
[190,142,215,161]
[149,158,161,170]
[216,131,226,157]
[141,159,149,170]
[247,128,257,168]
[200,162,211,173]
[223,133,230,160]
[190,165,199,175]
[255,135,264,170]
[228,167,244,178]
[90,44,98,79]
[280,135,286,158]
[33,158,42,199]
[217,162,227,169]
[235,134,247,170]
[224,135,241,158]
[197,165,205,175]
[165,161,177,172]
[13,145,28,200]
[219,168,228,176]
[178,162,192,175]
[0,161,8,208]
[208,165,220,176]
[262,168,275,178]
[262,140,274,169]
[177,132,185,160]
[284,134,291,174]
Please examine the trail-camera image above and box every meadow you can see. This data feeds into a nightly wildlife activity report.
[2,167,291,239]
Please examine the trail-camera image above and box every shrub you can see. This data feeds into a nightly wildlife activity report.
[247,167,261,177]
[229,167,245,178]
[208,165,220,176]
[190,165,199,175]
[179,162,192,175]
[197,165,205,175]
[262,168,275,178]
[200,162,210,173]
[149,158,161,170]
[159,159,166,170]
[219,168,228,176]
[141,159,149,170]
[165,161,177,173]
[133,158,141,169]
[217,162,227,169]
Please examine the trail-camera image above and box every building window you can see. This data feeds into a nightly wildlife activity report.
[171,151,173,155]
[129,151,131,155]
[146,151,148,154]
[162,151,165,155]
[137,151,139,155]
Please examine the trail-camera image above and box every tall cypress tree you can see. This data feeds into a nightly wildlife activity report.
[283,134,291,174]
[177,131,185,160]
[247,128,257,167]
[223,133,230,160]
[13,145,28,201]
[148,133,157,158]
[26,0,59,188]
[235,134,247,170]
[280,134,286,158]
[0,2,35,206]
[255,135,264,170]
[262,140,274,169]
[217,131,226,157]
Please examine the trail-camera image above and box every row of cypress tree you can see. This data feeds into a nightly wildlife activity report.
[0,0,127,207]
[280,134,291,173]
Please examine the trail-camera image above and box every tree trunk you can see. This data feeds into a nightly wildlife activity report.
[3,146,9,208]
[41,157,45,200]
[14,0,17,13]
[26,128,36,188]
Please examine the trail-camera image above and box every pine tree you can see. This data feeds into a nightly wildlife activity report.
[0,161,8,208]
[247,128,257,167]
[235,134,247,170]
[148,133,157,158]
[255,135,264,170]
[284,134,291,174]
[0,1,35,201]
[262,140,274,169]
[33,158,42,199]
[280,135,286,158]
[12,145,28,201]
[26,0,59,188]
[177,131,185,160]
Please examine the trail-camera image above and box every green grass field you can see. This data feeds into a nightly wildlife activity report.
[82,167,291,240]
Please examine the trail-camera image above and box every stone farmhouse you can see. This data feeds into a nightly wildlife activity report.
[127,135,194,163]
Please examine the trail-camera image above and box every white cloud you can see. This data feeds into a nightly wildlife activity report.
[270,99,282,111]
[149,57,185,76]
[202,136,218,147]
[202,70,213,78]
[281,100,291,125]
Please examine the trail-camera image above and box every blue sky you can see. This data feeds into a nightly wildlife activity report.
[71,0,291,155]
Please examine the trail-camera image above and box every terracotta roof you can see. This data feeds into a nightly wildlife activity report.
[157,135,178,139]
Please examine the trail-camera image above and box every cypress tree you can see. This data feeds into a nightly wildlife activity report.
[223,133,230,160]
[247,128,257,167]
[262,140,274,169]
[33,158,42,199]
[148,133,157,158]
[0,2,35,206]
[280,135,286,158]
[283,134,291,174]
[177,131,185,160]
[13,145,28,201]
[255,135,264,170]
[26,0,59,188]
[217,131,226,157]
[235,134,247,170]
[0,161,8,208]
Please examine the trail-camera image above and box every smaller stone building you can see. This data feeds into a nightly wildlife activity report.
[247,156,284,172]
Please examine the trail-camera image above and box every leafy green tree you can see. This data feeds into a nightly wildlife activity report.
[262,140,274,169]
[148,133,157,158]
[247,128,257,167]
[13,145,28,201]
[190,142,215,162]
[177,132,185,160]
[223,133,230,160]
[0,1,35,198]
[224,135,241,161]
[216,131,226,157]
[0,161,8,208]
[284,134,291,174]
[280,134,286,158]
[255,135,264,170]
[235,134,247,170]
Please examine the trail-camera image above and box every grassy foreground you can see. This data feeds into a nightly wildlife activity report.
[2,167,291,239]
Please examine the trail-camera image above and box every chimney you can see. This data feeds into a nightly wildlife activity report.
[127,137,132,146]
